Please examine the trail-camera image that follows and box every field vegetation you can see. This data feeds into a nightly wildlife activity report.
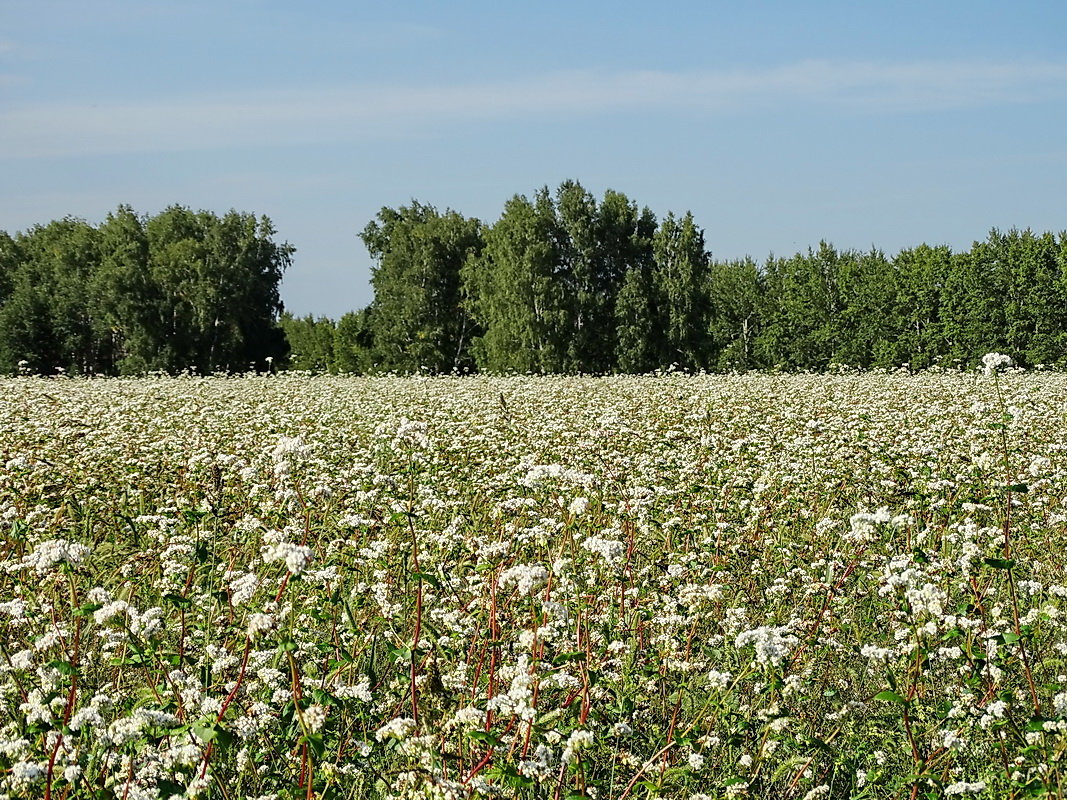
[1,366,1066,799]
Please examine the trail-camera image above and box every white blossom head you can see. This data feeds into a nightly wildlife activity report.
[981,352,1013,375]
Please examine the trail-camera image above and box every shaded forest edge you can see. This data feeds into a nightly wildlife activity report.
[3,182,1067,375]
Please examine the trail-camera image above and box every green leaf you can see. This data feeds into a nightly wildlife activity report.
[551,651,587,665]
[874,690,909,704]
[983,557,1015,570]
[806,736,833,752]
[311,688,338,707]
[156,780,185,798]
[388,646,412,662]
[47,659,80,677]
[191,723,216,743]
[278,638,298,652]
[191,722,234,750]
[411,570,441,588]
[110,652,151,667]
[302,733,325,759]
[467,730,503,748]
[163,593,192,609]
[904,772,941,787]
[484,763,535,788]
[1017,778,1050,796]
[536,708,563,728]
[214,725,235,749]
[73,602,103,617]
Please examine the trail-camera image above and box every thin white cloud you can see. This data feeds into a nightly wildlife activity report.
[2,59,1066,158]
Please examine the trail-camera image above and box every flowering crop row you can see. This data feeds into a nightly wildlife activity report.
[0,368,1065,799]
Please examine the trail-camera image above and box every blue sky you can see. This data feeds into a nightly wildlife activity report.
[3,1,1067,318]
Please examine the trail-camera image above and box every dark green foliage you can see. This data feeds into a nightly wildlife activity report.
[886,245,951,369]
[360,202,483,373]
[0,205,292,375]
[615,263,659,373]
[0,218,108,374]
[707,257,763,371]
[650,211,709,369]
[8,192,1067,376]
[830,248,896,367]
[277,309,378,374]
[280,313,337,372]
[361,200,1067,373]
[941,237,1009,365]
[999,230,1067,366]
[757,243,846,369]
[556,183,657,372]
[462,189,570,372]
[463,181,656,373]
[333,308,377,373]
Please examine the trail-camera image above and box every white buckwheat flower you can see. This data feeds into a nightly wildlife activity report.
[735,625,798,669]
[303,704,327,733]
[247,613,276,638]
[499,563,549,596]
[262,541,314,575]
[581,534,626,567]
[561,729,593,765]
[707,670,733,690]
[945,781,987,795]
[16,539,91,575]
[375,716,416,741]
[568,497,589,516]
[271,436,310,463]
[981,352,1012,375]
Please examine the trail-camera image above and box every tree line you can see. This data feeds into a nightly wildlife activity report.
[0,206,292,374]
[284,180,1067,373]
[4,186,1067,376]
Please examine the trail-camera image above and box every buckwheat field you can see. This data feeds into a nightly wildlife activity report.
[3,367,1067,800]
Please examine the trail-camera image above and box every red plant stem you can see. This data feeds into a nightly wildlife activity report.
[464,748,495,784]
[485,575,499,732]
[787,554,862,672]
[407,488,424,729]
[410,577,423,728]
[1001,492,1041,713]
[274,572,291,603]
[45,584,83,800]
[218,637,252,722]
[199,635,252,780]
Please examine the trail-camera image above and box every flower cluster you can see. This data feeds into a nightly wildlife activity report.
[0,369,1062,799]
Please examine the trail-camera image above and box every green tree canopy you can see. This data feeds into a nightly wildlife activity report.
[360,202,483,372]
[0,205,292,375]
